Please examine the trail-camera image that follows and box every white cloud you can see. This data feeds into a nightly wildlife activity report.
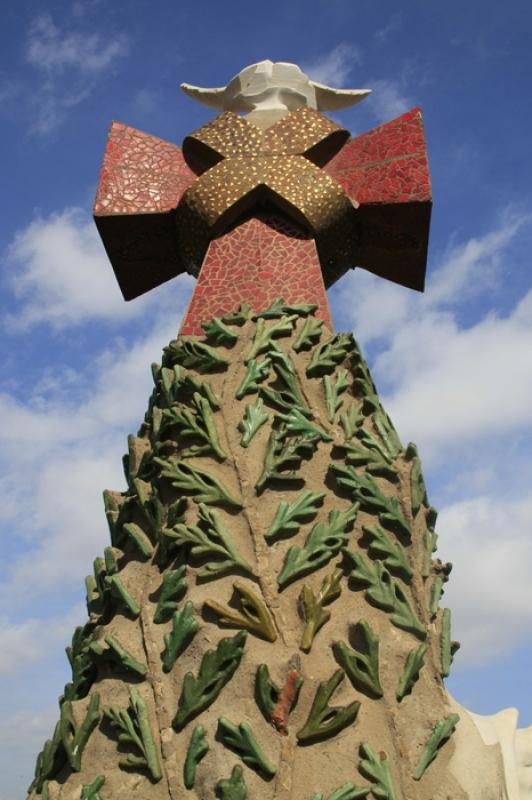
[23,13,128,135]
[0,605,83,675]
[302,43,363,87]
[71,0,104,18]
[4,208,192,330]
[331,209,532,668]
[0,202,193,797]
[26,14,127,74]
[0,202,193,600]
[26,81,94,136]
[367,78,413,122]
[334,211,530,347]
[0,707,58,800]
[380,291,532,450]
[0,300,192,601]
[429,212,529,305]
[0,708,57,748]
[440,496,532,666]
[133,87,162,116]
[374,13,402,44]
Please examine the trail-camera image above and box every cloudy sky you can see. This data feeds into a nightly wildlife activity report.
[1,1,531,797]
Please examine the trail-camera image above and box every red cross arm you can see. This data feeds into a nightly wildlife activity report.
[94,108,432,302]
[324,107,432,291]
[93,121,196,300]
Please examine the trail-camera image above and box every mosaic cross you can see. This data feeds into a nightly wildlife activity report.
[94,62,431,333]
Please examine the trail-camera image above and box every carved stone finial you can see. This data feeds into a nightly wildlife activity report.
[180,59,371,115]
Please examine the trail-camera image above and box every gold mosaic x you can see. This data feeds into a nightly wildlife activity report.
[178,107,357,272]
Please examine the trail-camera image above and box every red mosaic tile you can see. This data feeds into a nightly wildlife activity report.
[324,107,431,205]
[94,121,196,215]
[180,213,332,335]
[93,107,432,312]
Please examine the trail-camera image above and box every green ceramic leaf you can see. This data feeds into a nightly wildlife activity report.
[265,489,325,542]
[358,743,396,800]
[31,721,66,792]
[238,397,269,447]
[255,427,318,493]
[422,508,438,578]
[162,391,227,460]
[164,337,229,373]
[372,408,402,457]
[406,442,428,515]
[89,634,147,678]
[412,714,460,780]
[323,369,350,422]
[293,316,324,352]
[255,664,280,720]
[123,434,152,485]
[183,724,209,789]
[267,346,309,411]
[351,343,380,412]
[202,316,239,345]
[430,575,445,617]
[345,551,425,640]
[311,784,369,800]
[260,384,310,416]
[159,365,220,410]
[162,602,199,673]
[216,764,247,799]
[340,403,364,440]
[105,574,141,617]
[102,489,126,547]
[278,505,358,589]
[153,565,188,624]
[333,620,383,698]
[440,608,460,678]
[60,693,101,772]
[235,357,271,400]
[245,316,297,362]
[362,524,412,583]
[396,643,428,701]
[254,298,317,319]
[332,464,410,540]
[205,581,277,642]
[252,298,287,318]
[297,670,360,745]
[121,522,155,558]
[218,717,276,778]
[222,304,251,326]
[173,631,247,730]
[80,775,105,800]
[341,440,397,482]
[165,504,253,578]
[306,333,354,377]
[299,568,343,653]
[105,689,162,782]
[155,457,242,508]
[63,623,98,702]
[277,407,332,442]
[133,480,166,543]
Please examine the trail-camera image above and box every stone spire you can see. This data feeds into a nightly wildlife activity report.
[26,61,522,800]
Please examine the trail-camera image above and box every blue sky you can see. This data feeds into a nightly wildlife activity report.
[1,1,531,797]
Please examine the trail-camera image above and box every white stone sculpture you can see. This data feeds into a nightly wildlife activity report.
[449,697,532,799]
[181,59,371,126]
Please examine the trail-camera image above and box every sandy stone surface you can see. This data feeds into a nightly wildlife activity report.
[28,312,505,800]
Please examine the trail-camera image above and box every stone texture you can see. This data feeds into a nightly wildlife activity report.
[28,310,483,800]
